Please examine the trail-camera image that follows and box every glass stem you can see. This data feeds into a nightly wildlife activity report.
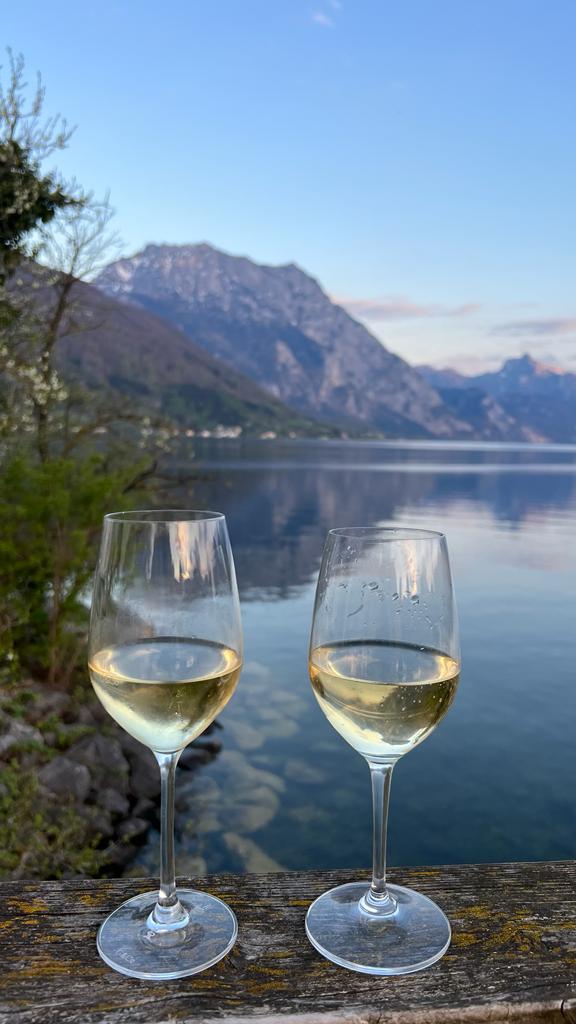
[361,760,397,915]
[151,750,188,929]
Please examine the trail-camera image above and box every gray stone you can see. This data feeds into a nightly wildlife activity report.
[180,741,218,765]
[67,734,129,777]
[28,691,70,724]
[288,804,332,826]
[118,735,159,798]
[76,705,101,726]
[117,817,150,842]
[132,797,156,820]
[99,787,130,816]
[180,739,221,767]
[38,757,91,802]
[177,853,208,878]
[185,777,222,802]
[259,717,298,740]
[225,721,264,751]
[284,759,326,785]
[223,833,284,873]
[77,804,114,840]
[193,812,221,835]
[103,840,138,871]
[217,750,285,793]
[179,745,217,769]
[224,786,280,833]
[0,719,43,756]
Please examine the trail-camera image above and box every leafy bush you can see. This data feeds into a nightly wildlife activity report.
[0,452,137,685]
[0,760,104,878]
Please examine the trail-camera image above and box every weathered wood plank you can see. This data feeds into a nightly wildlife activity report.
[0,862,574,1024]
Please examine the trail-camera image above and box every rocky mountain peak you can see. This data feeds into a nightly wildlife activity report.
[92,242,576,442]
[500,353,566,379]
[96,242,469,438]
[97,242,329,327]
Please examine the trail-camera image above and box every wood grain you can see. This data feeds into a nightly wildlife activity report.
[0,861,574,1023]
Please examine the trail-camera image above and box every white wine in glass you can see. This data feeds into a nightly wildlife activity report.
[90,638,241,753]
[306,527,460,975]
[88,511,242,980]
[309,641,459,760]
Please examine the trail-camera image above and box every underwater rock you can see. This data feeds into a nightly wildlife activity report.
[223,832,284,872]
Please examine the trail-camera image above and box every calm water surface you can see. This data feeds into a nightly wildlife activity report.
[137,440,576,875]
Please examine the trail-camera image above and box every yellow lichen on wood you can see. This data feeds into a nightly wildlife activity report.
[78,891,107,907]
[7,898,48,914]
[465,904,491,920]
[451,931,478,948]
[4,956,97,979]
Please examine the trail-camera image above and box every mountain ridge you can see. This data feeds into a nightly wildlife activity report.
[418,355,576,442]
[92,243,576,443]
[96,243,473,440]
[16,267,335,436]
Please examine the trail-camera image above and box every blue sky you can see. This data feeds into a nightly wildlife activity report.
[3,0,576,371]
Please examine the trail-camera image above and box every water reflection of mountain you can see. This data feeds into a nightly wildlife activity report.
[182,464,429,594]
[182,442,576,593]
[427,468,576,526]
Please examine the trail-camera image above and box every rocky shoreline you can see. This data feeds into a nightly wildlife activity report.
[0,684,221,879]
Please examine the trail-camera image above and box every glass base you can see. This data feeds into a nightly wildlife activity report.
[305,882,451,975]
[96,889,237,980]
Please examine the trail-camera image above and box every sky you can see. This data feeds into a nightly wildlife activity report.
[3,0,576,372]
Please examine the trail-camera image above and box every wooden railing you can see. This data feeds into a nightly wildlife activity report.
[0,861,574,1023]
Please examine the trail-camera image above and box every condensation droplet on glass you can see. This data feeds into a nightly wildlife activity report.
[368,581,378,590]
[410,594,420,604]
[392,592,399,601]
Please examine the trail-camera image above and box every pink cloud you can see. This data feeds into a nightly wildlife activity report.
[335,294,481,321]
[492,317,576,337]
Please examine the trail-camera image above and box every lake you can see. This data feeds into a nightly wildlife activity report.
[135,439,576,877]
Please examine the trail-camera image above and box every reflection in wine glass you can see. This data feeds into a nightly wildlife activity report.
[307,527,460,974]
[88,510,242,980]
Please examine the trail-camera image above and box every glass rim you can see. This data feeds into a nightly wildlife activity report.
[327,526,445,541]
[104,509,226,524]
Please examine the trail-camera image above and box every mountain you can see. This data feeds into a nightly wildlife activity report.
[418,355,576,442]
[475,355,576,442]
[96,244,470,439]
[29,272,333,436]
[474,354,576,400]
[430,387,538,442]
[416,366,472,391]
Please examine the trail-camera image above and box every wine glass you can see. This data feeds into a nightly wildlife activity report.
[306,527,460,975]
[88,510,242,980]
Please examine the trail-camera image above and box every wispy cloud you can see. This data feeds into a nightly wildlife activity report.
[311,1,342,27]
[335,294,481,321]
[312,10,334,26]
[492,317,576,337]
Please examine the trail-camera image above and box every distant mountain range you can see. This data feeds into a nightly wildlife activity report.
[418,355,576,442]
[96,243,470,439]
[52,277,329,436]
[23,240,574,442]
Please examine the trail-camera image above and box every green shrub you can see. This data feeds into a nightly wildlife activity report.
[0,761,105,879]
[0,452,137,685]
